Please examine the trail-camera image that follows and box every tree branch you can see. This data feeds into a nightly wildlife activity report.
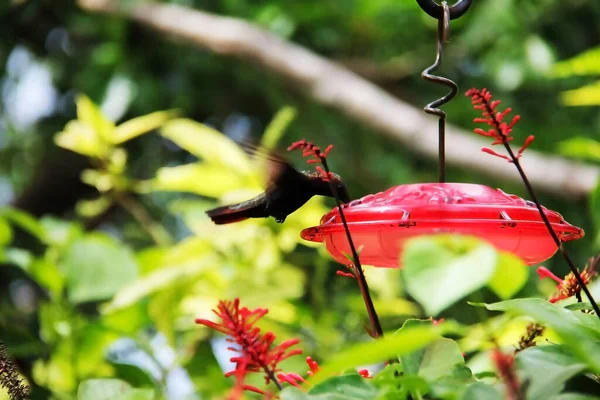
[78,0,599,199]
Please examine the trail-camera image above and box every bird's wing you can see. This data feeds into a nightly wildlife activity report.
[240,142,307,193]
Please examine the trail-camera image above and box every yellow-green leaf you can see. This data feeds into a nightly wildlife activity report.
[55,121,107,157]
[112,110,177,144]
[557,137,600,162]
[76,94,115,141]
[76,196,112,218]
[261,106,296,149]
[487,251,528,299]
[150,163,248,198]
[161,119,250,172]
[552,46,600,78]
[559,81,600,107]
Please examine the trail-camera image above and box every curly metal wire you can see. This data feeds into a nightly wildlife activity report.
[419,1,461,183]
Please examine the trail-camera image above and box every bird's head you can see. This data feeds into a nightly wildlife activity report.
[327,173,351,203]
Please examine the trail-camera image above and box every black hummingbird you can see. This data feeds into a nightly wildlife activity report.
[206,150,350,225]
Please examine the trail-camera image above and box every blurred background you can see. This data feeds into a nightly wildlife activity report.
[0,0,599,399]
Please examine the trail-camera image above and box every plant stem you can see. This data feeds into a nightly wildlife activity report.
[482,101,600,318]
[114,193,172,246]
[321,159,384,338]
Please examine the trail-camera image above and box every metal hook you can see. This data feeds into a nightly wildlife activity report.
[416,0,472,20]
[420,1,459,183]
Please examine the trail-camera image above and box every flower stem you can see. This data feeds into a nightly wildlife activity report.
[114,193,173,246]
[483,102,600,318]
[320,159,384,338]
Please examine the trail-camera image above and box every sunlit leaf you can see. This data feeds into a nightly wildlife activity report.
[0,207,47,243]
[402,235,498,316]
[261,106,296,149]
[112,110,177,144]
[560,81,600,107]
[61,234,138,304]
[552,46,600,78]
[76,94,115,141]
[55,120,107,157]
[309,321,463,385]
[77,379,155,400]
[102,255,215,313]
[150,163,249,198]
[487,252,528,300]
[161,119,250,172]
[76,196,113,218]
[0,217,12,247]
[591,179,600,249]
[557,137,600,163]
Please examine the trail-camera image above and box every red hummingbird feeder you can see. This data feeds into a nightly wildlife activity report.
[301,0,584,268]
[301,183,584,267]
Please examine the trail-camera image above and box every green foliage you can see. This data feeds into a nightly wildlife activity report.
[3,2,600,394]
[477,299,600,372]
[2,95,600,399]
[401,235,528,315]
[77,379,155,400]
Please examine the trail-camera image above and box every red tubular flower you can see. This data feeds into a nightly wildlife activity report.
[196,299,303,395]
[537,257,598,303]
[287,139,335,181]
[358,369,373,378]
[466,88,533,162]
[306,356,320,377]
[491,349,520,400]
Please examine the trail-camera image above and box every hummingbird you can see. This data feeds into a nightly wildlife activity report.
[206,150,350,225]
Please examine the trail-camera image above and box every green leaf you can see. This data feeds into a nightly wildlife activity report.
[560,81,600,107]
[430,364,476,399]
[102,255,213,313]
[557,137,600,162]
[309,321,462,385]
[487,252,528,299]
[160,119,250,172]
[1,207,47,242]
[150,163,246,197]
[76,196,113,218]
[517,345,588,400]
[0,217,12,247]
[77,379,155,400]
[565,302,595,311]
[61,235,138,304]
[109,361,156,389]
[261,106,296,149]
[590,178,600,248]
[76,94,115,141]
[308,374,378,399]
[462,382,503,400]
[550,394,600,400]
[402,338,464,382]
[112,110,177,144]
[481,299,600,371]
[55,120,107,157]
[552,46,600,78]
[402,235,498,315]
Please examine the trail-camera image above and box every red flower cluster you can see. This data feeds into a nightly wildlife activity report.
[466,88,535,162]
[196,299,303,396]
[537,257,598,303]
[287,139,334,181]
[491,349,520,400]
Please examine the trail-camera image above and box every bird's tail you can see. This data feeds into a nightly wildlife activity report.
[206,200,267,225]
